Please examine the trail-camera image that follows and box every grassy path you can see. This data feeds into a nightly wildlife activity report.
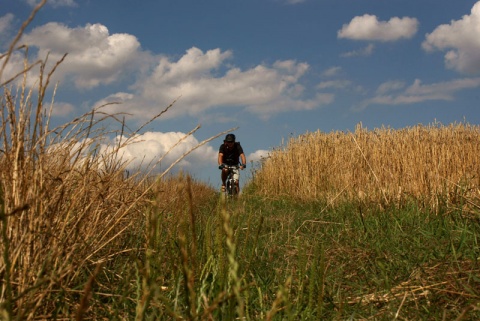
[124,190,480,320]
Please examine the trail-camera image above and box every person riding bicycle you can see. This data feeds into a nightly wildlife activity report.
[218,133,246,192]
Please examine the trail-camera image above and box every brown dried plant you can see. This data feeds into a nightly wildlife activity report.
[254,122,480,210]
[0,3,229,318]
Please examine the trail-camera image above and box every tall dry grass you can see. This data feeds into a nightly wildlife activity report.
[253,122,480,209]
[0,5,225,318]
[0,58,154,319]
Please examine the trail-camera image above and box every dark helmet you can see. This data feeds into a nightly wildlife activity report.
[225,134,236,142]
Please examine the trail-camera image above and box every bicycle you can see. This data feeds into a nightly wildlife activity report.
[221,165,240,197]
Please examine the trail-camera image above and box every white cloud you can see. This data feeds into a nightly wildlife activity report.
[341,44,375,57]
[25,0,77,8]
[48,131,217,175]
[338,15,418,42]
[0,51,26,84]
[8,22,331,122]
[358,77,480,110]
[422,1,480,75]
[375,80,406,95]
[248,149,270,163]
[18,22,144,88]
[99,131,217,172]
[322,66,342,77]
[245,92,334,117]
[0,13,14,35]
[317,80,351,90]
[98,47,331,120]
[0,13,15,50]
[51,102,75,117]
[405,78,480,96]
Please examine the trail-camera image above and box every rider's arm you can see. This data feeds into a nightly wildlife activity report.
[218,152,224,166]
[240,153,246,169]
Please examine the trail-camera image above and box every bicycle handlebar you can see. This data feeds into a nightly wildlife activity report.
[219,164,245,170]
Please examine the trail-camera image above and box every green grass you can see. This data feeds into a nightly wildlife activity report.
[237,196,480,320]
[35,188,475,320]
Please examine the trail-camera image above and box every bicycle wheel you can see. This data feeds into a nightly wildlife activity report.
[233,180,239,196]
[228,178,240,197]
[226,178,234,196]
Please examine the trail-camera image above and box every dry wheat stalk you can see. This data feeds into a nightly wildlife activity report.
[254,122,480,209]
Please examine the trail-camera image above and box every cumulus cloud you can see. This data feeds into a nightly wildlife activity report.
[357,77,480,110]
[98,47,332,120]
[338,14,418,41]
[17,22,144,88]
[422,1,480,75]
[7,21,331,122]
[99,131,217,172]
[248,149,270,163]
[48,130,218,175]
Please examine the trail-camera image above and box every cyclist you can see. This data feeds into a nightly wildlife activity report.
[218,133,247,192]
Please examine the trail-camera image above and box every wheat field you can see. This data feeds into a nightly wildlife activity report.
[253,122,480,209]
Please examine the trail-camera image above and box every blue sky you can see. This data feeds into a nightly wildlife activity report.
[1,0,480,186]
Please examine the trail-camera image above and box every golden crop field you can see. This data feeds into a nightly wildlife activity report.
[253,122,480,209]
